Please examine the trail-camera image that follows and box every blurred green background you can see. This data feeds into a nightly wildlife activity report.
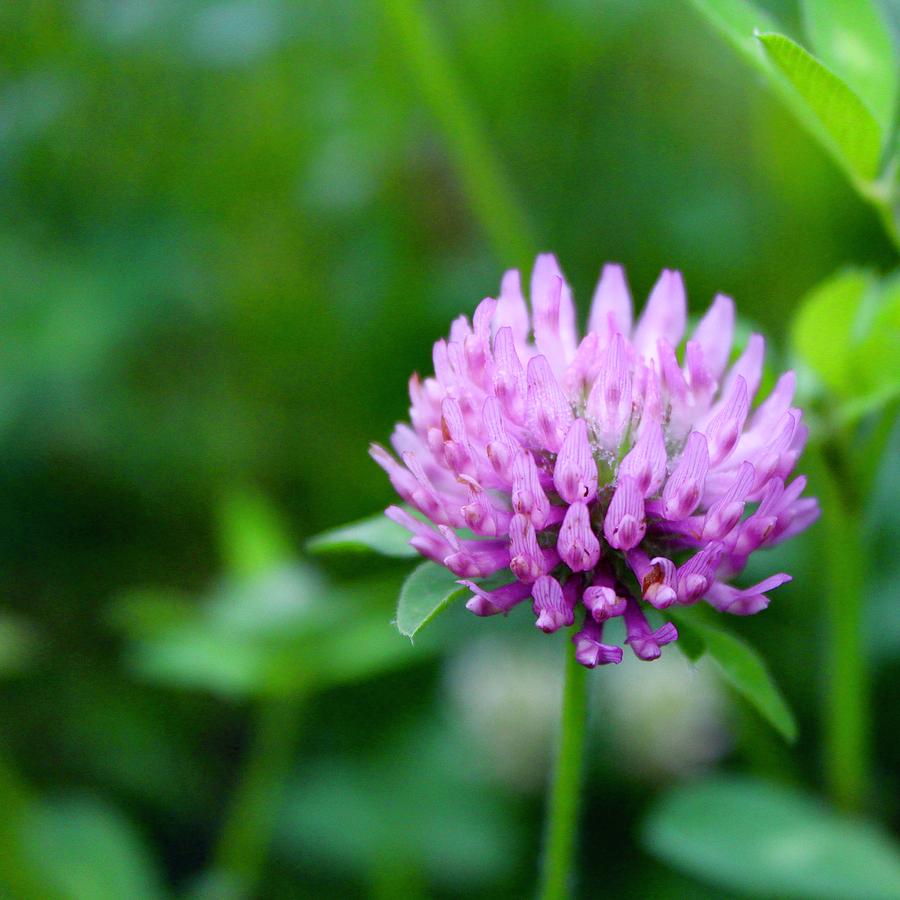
[1,1,898,898]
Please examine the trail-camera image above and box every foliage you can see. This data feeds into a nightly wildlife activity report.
[690,0,900,245]
[395,560,468,639]
[667,606,797,742]
[307,511,419,559]
[791,268,900,422]
[644,777,900,898]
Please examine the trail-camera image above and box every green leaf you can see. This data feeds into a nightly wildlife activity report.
[306,613,431,686]
[791,268,900,421]
[0,759,44,900]
[668,607,797,742]
[306,512,418,558]
[396,561,467,639]
[217,487,294,577]
[758,32,883,181]
[644,777,900,899]
[112,568,427,698]
[109,588,198,639]
[687,0,840,147]
[791,268,870,395]
[22,796,166,900]
[701,625,797,742]
[276,718,521,886]
[802,0,898,135]
[688,0,777,73]
[688,1,898,247]
[0,613,37,677]
[671,616,705,663]
[854,275,900,404]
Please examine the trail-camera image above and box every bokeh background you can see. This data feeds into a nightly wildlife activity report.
[1,0,898,897]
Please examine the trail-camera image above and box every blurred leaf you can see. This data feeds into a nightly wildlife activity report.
[275,717,521,888]
[124,619,277,697]
[672,618,705,663]
[701,625,797,742]
[802,0,897,134]
[183,871,245,900]
[791,268,869,394]
[686,0,839,157]
[0,612,37,677]
[306,511,418,558]
[853,275,900,409]
[309,613,426,685]
[644,777,900,898]
[757,32,882,182]
[218,488,295,577]
[109,588,198,639]
[792,268,900,419]
[688,0,777,72]
[48,672,215,822]
[204,565,329,637]
[668,607,797,742]
[22,795,166,900]
[113,566,425,697]
[0,759,44,900]
[689,1,898,247]
[396,561,466,639]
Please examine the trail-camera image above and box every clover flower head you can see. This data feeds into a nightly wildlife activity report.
[372,255,819,666]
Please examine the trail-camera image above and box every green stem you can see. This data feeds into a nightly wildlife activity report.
[213,696,304,895]
[539,635,589,900]
[867,156,900,254]
[855,399,900,499]
[815,448,868,812]
[874,198,900,255]
[382,0,536,267]
[0,752,44,900]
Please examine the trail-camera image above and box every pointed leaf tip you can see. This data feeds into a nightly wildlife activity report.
[757,31,882,181]
[306,511,419,558]
[396,561,468,638]
[667,606,797,742]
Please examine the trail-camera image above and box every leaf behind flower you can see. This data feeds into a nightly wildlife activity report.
[757,32,882,182]
[396,561,468,639]
[307,511,418,558]
[669,605,797,742]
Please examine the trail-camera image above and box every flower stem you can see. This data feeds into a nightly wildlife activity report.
[816,448,869,812]
[539,635,589,900]
[0,753,44,900]
[382,0,536,268]
[213,696,304,895]
[875,198,900,255]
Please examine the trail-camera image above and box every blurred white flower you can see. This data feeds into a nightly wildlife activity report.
[444,635,561,791]
[445,632,733,791]
[595,651,732,779]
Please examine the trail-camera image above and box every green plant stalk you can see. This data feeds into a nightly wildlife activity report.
[816,448,869,812]
[0,753,44,900]
[539,635,589,900]
[382,0,536,267]
[213,696,305,894]
[854,399,899,499]
[860,165,900,255]
[874,199,900,254]
[865,154,900,255]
